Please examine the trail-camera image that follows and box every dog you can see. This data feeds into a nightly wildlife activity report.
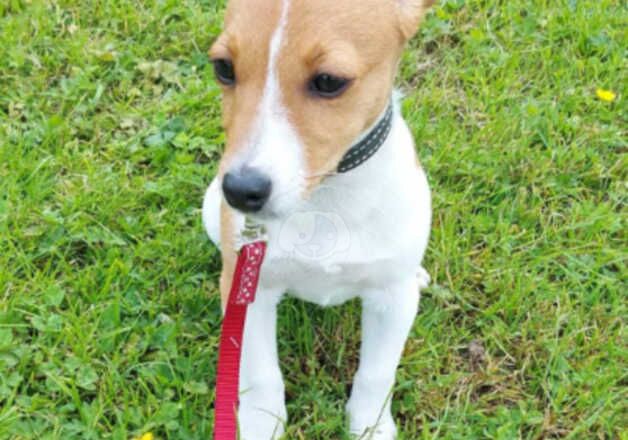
[202,0,434,438]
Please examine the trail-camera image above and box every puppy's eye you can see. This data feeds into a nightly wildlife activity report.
[309,73,350,98]
[213,59,236,86]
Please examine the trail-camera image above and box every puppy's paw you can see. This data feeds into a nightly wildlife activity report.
[239,400,286,440]
[349,420,396,440]
[347,399,396,440]
[416,266,431,290]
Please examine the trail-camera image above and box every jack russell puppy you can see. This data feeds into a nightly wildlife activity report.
[202,0,434,438]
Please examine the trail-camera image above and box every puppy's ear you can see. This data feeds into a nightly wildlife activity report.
[396,0,435,40]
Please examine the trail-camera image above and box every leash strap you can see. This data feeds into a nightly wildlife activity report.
[214,241,267,440]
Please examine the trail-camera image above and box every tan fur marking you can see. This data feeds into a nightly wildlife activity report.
[397,0,435,40]
[278,0,406,187]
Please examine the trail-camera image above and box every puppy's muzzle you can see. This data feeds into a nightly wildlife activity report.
[222,167,272,213]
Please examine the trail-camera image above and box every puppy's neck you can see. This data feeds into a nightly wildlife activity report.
[306,99,415,213]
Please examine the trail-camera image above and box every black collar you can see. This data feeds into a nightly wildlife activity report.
[337,102,393,173]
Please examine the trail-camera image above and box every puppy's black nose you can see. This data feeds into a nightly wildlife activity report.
[222,167,272,213]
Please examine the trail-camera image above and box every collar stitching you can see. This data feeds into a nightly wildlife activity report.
[337,103,393,173]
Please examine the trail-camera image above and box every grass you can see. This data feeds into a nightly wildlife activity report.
[0,0,625,438]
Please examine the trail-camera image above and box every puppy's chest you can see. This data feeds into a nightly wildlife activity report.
[263,249,398,306]
[259,210,416,306]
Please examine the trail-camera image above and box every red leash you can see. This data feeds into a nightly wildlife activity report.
[213,241,267,440]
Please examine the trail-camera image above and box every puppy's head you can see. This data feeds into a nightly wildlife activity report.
[211,0,433,217]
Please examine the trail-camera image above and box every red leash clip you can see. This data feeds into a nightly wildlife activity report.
[213,241,267,440]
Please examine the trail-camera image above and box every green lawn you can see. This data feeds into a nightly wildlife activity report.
[0,0,626,439]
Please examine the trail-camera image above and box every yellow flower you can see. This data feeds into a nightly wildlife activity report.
[132,433,154,440]
[596,88,616,102]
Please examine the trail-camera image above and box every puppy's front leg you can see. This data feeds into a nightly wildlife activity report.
[347,278,420,439]
[238,287,286,440]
